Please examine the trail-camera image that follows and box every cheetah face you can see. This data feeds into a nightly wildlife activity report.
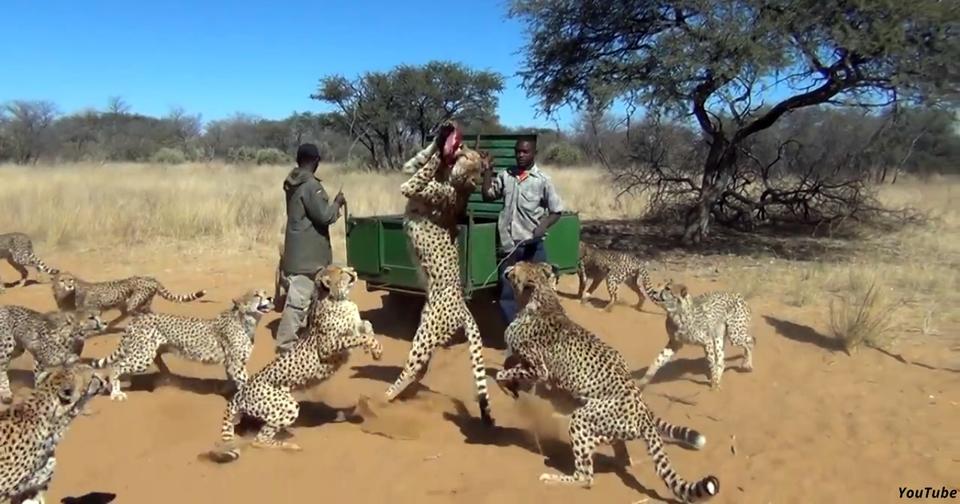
[317,265,358,300]
[653,280,689,311]
[35,362,109,414]
[504,261,560,294]
[448,147,493,191]
[54,272,77,293]
[233,289,275,315]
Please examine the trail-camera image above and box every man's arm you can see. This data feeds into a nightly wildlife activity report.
[532,177,565,238]
[481,169,503,201]
[303,183,341,226]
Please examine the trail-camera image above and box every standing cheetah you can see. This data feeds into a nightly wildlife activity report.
[384,123,496,426]
[0,362,109,504]
[208,265,382,462]
[494,262,719,503]
[637,280,754,390]
[51,271,206,329]
[0,305,106,404]
[0,232,59,293]
[577,241,655,312]
[94,289,274,401]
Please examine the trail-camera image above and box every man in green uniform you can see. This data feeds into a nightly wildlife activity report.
[275,143,345,354]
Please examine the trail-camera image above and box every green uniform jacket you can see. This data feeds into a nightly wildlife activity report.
[280,167,339,276]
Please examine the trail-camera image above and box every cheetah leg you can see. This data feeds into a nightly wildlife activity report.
[636,339,683,388]
[602,275,623,312]
[729,323,754,371]
[580,276,603,305]
[576,262,587,299]
[107,339,163,401]
[252,394,301,451]
[384,300,452,402]
[220,398,242,442]
[626,272,648,311]
[539,400,604,487]
[741,335,755,371]
[705,332,725,391]
[0,359,13,404]
[462,304,494,426]
[10,260,30,287]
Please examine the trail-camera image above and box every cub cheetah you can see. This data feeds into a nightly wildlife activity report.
[577,241,654,312]
[208,265,382,462]
[637,280,754,390]
[0,306,105,404]
[0,232,59,293]
[0,362,109,504]
[494,261,720,503]
[94,289,274,401]
[386,126,496,426]
[51,271,206,328]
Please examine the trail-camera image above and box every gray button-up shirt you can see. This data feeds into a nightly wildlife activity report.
[483,164,565,252]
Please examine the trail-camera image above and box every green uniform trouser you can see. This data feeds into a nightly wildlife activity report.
[275,272,316,353]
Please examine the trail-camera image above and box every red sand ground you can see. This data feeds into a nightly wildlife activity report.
[1,250,957,504]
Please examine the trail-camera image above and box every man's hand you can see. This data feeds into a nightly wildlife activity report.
[435,121,456,146]
[334,190,346,207]
[531,224,547,240]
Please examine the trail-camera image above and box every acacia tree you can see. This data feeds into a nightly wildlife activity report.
[510,0,959,243]
[312,60,504,170]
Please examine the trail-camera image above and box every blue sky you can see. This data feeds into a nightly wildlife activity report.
[0,0,576,129]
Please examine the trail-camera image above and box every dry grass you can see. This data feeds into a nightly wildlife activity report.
[0,161,644,261]
[828,272,902,354]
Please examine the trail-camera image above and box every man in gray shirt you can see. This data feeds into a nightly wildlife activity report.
[276,143,345,354]
[482,138,565,325]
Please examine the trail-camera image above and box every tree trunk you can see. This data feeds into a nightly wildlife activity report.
[681,144,737,245]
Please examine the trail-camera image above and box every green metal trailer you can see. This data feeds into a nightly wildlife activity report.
[344,133,581,300]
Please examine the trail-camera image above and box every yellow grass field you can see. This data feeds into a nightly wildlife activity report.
[0,161,957,503]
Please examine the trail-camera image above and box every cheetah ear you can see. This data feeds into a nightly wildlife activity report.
[677,284,688,297]
[35,367,54,386]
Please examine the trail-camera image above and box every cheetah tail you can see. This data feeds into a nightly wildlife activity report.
[29,252,59,275]
[157,284,206,302]
[93,346,123,369]
[644,421,719,502]
[654,416,707,450]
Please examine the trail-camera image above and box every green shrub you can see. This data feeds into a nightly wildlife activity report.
[150,147,187,164]
[541,141,585,166]
[255,148,290,165]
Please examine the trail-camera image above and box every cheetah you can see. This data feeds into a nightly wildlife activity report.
[637,280,754,391]
[50,271,206,329]
[577,241,655,312]
[0,305,106,404]
[384,124,496,426]
[0,362,109,504]
[0,232,59,294]
[94,289,274,401]
[208,265,382,462]
[494,261,720,503]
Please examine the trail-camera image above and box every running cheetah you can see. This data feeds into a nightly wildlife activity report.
[0,232,59,294]
[494,261,720,503]
[208,265,382,462]
[51,271,206,329]
[577,241,655,312]
[385,123,496,426]
[0,305,106,404]
[0,362,109,504]
[94,289,274,401]
[637,280,754,391]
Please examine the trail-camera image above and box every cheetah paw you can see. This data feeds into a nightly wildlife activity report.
[370,346,383,361]
[360,320,374,334]
[109,391,128,401]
